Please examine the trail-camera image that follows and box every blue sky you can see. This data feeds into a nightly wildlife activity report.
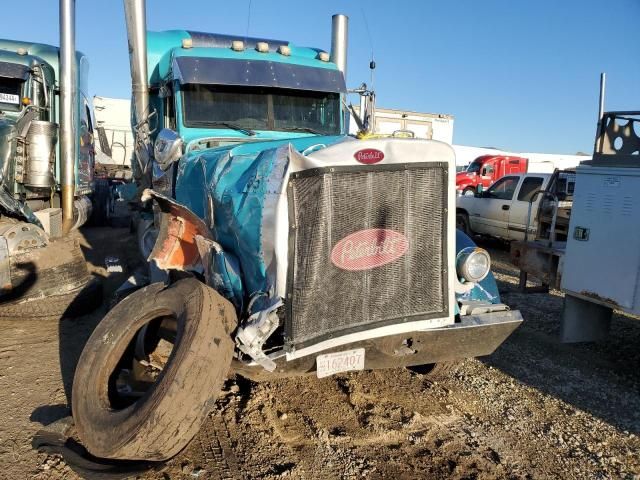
[3,0,639,154]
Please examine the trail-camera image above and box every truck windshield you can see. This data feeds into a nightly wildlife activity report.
[0,77,23,113]
[182,85,341,135]
[466,160,482,173]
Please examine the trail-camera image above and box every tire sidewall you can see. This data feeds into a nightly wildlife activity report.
[72,278,235,460]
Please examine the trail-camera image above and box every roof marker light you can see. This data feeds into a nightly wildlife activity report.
[181,38,193,49]
[256,42,269,53]
[277,45,291,56]
[231,40,245,52]
[317,51,330,62]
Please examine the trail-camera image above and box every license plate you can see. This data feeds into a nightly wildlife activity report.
[0,93,19,105]
[316,348,365,378]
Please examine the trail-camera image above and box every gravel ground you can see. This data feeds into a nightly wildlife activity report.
[0,229,638,479]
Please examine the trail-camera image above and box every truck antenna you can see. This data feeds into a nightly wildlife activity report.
[360,6,376,88]
[245,0,253,41]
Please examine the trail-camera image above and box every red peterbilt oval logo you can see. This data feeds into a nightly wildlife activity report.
[354,148,384,164]
[330,228,409,271]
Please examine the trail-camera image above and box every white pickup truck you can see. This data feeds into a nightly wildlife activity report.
[456,173,552,241]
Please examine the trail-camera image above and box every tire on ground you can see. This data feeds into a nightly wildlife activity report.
[0,277,101,319]
[72,278,237,461]
[406,362,457,383]
[462,187,475,196]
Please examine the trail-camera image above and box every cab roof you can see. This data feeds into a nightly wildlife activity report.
[147,30,340,86]
[0,38,87,79]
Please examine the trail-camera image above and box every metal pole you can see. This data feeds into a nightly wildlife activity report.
[60,0,76,231]
[123,0,152,181]
[597,72,606,122]
[594,72,606,153]
[123,0,149,130]
[330,14,348,83]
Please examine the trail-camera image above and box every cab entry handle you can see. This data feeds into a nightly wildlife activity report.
[502,204,510,211]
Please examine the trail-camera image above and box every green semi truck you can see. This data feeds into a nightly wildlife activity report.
[0,2,101,316]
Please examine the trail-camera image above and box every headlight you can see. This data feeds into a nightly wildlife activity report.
[456,247,491,282]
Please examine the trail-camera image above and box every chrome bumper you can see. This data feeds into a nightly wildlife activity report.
[232,308,523,380]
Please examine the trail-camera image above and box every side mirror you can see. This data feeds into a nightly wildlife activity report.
[154,128,183,170]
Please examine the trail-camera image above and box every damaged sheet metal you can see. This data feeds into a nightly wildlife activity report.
[142,189,213,271]
[174,135,345,316]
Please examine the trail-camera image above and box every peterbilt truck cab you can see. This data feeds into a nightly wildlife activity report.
[70,3,522,462]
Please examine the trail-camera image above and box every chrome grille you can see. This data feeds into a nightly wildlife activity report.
[285,163,449,349]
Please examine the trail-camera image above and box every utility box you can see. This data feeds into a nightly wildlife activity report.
[560,110,640,341]
[561,165,640,313]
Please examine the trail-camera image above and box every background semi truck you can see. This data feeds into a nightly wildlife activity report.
[70,0,521,462]
[0,1,104,317]
[456,153,588,195]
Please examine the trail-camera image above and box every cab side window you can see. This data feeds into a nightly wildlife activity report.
[482,164,494,176]
[517,177,544,202]
[486,176,519,200]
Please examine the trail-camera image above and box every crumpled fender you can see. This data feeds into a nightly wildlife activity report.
[141,188,213,271]
[141,188,245,311]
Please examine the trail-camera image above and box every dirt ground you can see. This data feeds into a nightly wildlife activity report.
[0,227,639,480]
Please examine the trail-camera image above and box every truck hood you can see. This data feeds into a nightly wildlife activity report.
[456,171,475,180]
[182,134,347,167]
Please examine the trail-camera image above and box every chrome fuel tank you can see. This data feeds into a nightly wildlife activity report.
[25,120,58,188]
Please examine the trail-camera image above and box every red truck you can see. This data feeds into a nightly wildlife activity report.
[456,155,528,195]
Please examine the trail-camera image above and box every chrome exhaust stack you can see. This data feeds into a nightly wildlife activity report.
[59,0,76,231]
[330,14,348,83]
[123,0,152,182]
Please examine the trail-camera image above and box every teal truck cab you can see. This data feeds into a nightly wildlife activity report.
[0,36,97,315]
[71,2,522,462]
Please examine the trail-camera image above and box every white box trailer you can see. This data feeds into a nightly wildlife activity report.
[349,106,455,144]
[93,96,134,166]
[349,106,588,171]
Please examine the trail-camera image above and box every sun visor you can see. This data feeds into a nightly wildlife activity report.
[172,57,346,93]
[0,62,30,80]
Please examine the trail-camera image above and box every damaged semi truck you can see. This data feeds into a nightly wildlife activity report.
[0,2,101,317]
[71,0,523,461]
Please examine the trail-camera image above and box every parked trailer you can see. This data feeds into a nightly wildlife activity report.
[93,95,134,167]
[70,2,522,462]
[349,106,454,144]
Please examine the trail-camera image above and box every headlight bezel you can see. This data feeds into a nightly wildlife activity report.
[456,247,491,283]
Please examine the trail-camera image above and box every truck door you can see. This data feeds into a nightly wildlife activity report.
[480,161,496,189]
[469,175,520,238]
[507,176,546,240]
